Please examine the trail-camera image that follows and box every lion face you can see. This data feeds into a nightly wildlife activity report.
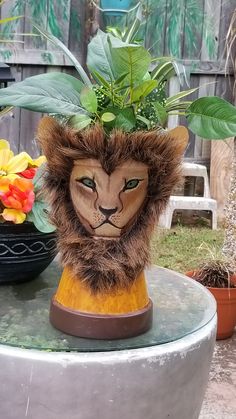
[70,158,148,238]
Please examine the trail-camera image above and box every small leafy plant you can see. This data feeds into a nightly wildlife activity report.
[0,17,235,139]
[188,244,236,288]
[0,140,55,233]
[190,260,236,288]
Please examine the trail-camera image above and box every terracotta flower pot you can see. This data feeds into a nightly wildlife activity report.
[38,118,188,339]
[186,271,236,340]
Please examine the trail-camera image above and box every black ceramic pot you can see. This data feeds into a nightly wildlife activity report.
[0,222,57,284]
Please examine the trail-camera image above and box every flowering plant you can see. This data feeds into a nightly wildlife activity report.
[0,139,55,233]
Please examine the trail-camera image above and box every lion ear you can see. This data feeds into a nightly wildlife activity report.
[168,126,189,155]
[37,116,64,160]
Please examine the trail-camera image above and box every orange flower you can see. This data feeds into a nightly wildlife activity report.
[0,178,35,214]
[1,208,26,224]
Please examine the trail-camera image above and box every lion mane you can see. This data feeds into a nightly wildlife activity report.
[37,117,187,292]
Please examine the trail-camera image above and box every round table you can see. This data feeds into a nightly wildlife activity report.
[0,262,216,419]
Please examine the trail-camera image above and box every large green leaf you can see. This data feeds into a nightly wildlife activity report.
[167,101,192,111]
[80,87,97,113]
[25,72,84,91]
[87,30,115,80]
[87,29,151,87]
[0,73,86,115]
[165,88,198,107]
[69,114,92,130]
[122,4,143,43]
[33,163,46,192]
[27,202,56,233]
[90,68,111,89]
[186,97,236,139]
[103,107,136,131]
[151,60,176,85]
[110,41,151,85]
[132,80,158,102]
[114,72,130,86]
[114,108,136,131]
[136,115,151,129]
[151,58,190,87]
[27,164,56,233]
[153,102,168,126]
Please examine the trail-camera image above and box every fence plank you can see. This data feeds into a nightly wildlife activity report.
[48,0,71,50]
[0,0,25,63]
[180,75,199,159]
[218,0,235,58]
[144,0,168,56]
[0,49,82,65]
[23,1,47,50]
[210,139,234,218]
[201,0,221,61]
[18,66,45,157]
[182,0,204,60]
[0,66,22,154]
[69,0,86,66]
[210,72,235,214]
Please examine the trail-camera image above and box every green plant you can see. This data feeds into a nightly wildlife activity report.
[190,259,236,288]
[188,243,236,288]
[0,18,235,139]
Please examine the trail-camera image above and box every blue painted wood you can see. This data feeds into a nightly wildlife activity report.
[100,0,131,16]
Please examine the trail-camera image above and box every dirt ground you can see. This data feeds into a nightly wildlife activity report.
[199,331,236,418]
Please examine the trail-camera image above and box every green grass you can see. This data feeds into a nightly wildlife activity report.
[151,226,224,274]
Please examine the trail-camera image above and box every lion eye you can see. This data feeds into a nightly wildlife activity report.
[77,177,96,190]
[124,179,140,191]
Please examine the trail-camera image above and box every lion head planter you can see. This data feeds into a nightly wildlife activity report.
[37,117,188,339]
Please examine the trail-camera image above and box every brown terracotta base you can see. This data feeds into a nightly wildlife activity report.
[50,296,153,340]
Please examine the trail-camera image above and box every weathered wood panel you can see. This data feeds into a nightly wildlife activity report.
[0,0,85,64]
[18,66,45,156]
[0,66,22,154]
[210,139,234,218]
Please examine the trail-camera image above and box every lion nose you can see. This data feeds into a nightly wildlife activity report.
[99,206,118,217]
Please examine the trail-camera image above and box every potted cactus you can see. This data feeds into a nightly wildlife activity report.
[0,20,235,338]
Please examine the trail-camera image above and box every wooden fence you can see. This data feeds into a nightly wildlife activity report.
[0,0,235,170]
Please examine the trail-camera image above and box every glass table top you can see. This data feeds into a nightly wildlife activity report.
[0,262,216,352]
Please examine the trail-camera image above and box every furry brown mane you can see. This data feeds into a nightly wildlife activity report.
[37,117,187,292]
